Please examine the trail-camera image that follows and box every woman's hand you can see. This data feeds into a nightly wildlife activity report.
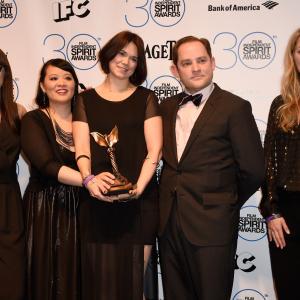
[268,217,290,249]
[128,185,142,200]
[86,172,115,202]
[95,172,115,194]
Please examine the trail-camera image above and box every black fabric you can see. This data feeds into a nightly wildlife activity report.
[21,109,81,300]
[21,110,72,185]
[260,95,300,217]
[73,86,160,299]
[0,118,25,300]
[268,190,300,300]
[159,202,236,300]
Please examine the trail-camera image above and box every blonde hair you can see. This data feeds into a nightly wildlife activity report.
[278,28,300,131]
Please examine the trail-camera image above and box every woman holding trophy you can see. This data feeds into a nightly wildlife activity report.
[21,58,82,299]
[73,30,162,299]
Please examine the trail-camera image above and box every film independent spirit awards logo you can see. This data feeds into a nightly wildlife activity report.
[150,0,185,27]
[150,75,183,102]
[0,0,17,28]
[66,34,100,70]
[238,32,276,69]
[233,289,266,300]
[207,0,279,12]
[239,205,267,241]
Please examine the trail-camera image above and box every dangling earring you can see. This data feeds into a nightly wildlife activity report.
[71,95,75,110]
[42,92,46,107]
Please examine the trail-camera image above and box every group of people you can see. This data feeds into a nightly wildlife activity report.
[0,27,299,300]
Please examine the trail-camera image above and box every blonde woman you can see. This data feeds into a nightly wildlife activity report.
[260,28,300,300]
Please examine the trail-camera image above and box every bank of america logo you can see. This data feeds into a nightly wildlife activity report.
[262,1,279,9]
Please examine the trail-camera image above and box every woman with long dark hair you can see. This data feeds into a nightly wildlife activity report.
[21,58,83,300]
[260,28,300,299]
[0,49,26,300]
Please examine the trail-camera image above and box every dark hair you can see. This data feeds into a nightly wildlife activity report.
[98,31,147,86]
[172,36,212,66]
[0,49,19,131]
[36,58,79,109]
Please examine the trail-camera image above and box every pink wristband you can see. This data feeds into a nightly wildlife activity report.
[83,175,95,188]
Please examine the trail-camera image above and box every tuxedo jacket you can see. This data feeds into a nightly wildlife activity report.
[159,84,264,246]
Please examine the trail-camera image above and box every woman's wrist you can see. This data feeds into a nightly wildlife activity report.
[76,154,90,163]
[82,174,96,188]
[266,213,282,222]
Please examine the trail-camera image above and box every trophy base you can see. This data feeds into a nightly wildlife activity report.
[106,177,136,202]
[107,182,134,196]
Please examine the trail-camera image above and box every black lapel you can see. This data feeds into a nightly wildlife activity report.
[178,85,221,164]
[169,94,182,164]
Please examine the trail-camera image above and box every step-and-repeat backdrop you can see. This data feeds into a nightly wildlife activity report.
[1,1,299,299]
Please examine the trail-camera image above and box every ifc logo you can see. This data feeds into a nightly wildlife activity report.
[66,34,100,70]
[52,0,90,22]
[238,205,267,242]
[150,75,183,102]
[233,289,266,300]
[235,252,256,273]
[0,0,17,28]
[150,0,185,27]
[238,32,276,69]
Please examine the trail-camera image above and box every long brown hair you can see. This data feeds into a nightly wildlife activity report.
[0,49,18,130]
[278,28,300,131]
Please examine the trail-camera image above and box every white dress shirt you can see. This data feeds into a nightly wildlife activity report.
[176,82,214,161]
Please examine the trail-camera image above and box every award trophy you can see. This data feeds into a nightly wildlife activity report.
[90,126,135,200]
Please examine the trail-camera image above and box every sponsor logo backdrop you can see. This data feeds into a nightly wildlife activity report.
[1,0,299,299]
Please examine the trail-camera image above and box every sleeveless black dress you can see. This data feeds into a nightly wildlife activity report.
[0,118,25,300]
[21,110,81,300]
[73,86,160,300]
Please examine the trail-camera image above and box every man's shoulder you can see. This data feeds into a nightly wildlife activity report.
[213,84,250,108]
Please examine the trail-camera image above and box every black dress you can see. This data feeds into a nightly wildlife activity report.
[21,109,81,300]
[0,117,25,300]
[260,96,300,300]
[73,86,160,300]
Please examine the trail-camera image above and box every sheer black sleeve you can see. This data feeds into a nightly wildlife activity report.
[145,91,161,120]
[21,110,63,179]
[73,93,88,123]
[260,96,282,217]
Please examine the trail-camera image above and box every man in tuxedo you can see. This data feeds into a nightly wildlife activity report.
[159,36,264,300]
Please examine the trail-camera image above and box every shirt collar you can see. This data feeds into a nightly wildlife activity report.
[184,82,214,102]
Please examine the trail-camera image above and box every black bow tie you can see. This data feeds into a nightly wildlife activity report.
[179,93,203,107]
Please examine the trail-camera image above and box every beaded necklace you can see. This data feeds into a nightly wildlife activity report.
[45,108,74,150]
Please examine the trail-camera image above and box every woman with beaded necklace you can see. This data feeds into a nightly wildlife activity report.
[260,28,300,299]
[21,58,83,300]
